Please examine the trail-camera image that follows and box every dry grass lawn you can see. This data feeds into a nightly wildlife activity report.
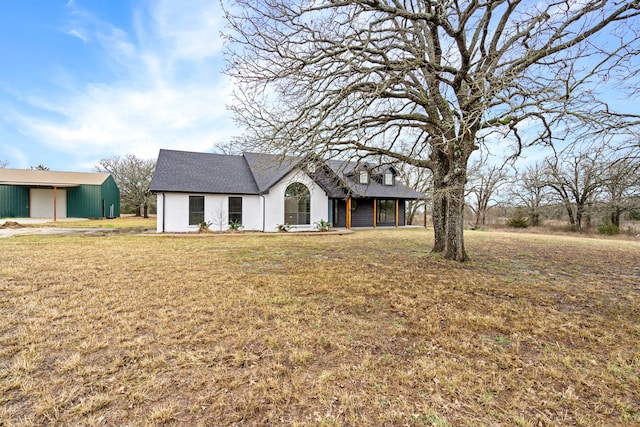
[25,216,157,230]
[0,227,639,426]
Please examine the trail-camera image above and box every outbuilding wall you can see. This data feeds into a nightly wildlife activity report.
[0,186,29,218]
[66,178,120,219]
[1,174,120,220]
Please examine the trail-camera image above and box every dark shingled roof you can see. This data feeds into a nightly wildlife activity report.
[243,152,301,193]
[151,149,260,194]
[151,149,425,199]
[151,149,300,195]
[322,160,425,199]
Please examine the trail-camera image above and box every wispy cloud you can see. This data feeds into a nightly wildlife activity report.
[11,0,235,167]
[64,29,89,42]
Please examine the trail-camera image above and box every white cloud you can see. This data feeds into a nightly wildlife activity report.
[13,0,236,165]
[147,0,225,61]
[65,29,89,42]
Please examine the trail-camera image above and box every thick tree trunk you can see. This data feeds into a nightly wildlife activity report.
[611,207,621,228]
[576,204,584,231]
[565,204,576,228]
[430,146,470,262]
[442,174,469,261]
[431,192,446,253]
[430,149,448,253]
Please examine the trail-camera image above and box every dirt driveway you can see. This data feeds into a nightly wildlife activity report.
[0,218,111,238]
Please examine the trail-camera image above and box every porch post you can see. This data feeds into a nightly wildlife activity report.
[373,199,377,228]
[53,186,57,222]
[395,199,399,227]
[346,197,352,229]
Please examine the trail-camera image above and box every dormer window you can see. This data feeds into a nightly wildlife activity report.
[359,170,369,184]
[384,170,394,186]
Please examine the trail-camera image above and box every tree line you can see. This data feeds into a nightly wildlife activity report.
[460,141,639,233]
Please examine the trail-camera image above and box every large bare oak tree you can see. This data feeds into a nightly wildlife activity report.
[224,0,640,261]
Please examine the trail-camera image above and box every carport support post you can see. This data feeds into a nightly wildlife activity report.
[53,186,57,222]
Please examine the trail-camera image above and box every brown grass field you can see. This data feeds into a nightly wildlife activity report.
[1,222,639,426]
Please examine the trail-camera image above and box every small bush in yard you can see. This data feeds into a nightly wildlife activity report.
[508,208,529,228]
[198,220,213,232]
[314,219,332,231]
[276,223,290,232]
[229,219,243,231]
[598,223,619,235]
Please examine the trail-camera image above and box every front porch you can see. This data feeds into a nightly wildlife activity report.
[328,197,406,229]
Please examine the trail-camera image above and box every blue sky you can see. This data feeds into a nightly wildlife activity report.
[1,1,637,172]
[0,0,234,171]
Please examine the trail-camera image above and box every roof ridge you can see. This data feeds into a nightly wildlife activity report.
[243,152,302,193]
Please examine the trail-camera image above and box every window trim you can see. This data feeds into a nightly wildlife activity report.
[359,170,369,184]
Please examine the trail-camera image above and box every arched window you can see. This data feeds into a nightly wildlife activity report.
[284,182,310,225]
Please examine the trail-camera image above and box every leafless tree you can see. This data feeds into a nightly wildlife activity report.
[600,155,640,227]
[466,159,509,229]
[211,200,228,232]
[509,162,549,227]
[95,154,156,218]
[224,0,640,261]
[543,145,606,231]
[0,160,8,168]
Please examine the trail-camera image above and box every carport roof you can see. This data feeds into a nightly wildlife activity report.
[0,168,111,187]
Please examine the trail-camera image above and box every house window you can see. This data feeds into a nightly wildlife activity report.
[189,195,204,226]
[284,182,310,225]
[359,170,369,184]
[229,197,242,225]
[384,171,394,186]
[377,199,395,224]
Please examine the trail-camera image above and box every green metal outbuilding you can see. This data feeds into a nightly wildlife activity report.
[0,169,120,220]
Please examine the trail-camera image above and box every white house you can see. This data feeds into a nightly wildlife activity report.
[150,149,424,233]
